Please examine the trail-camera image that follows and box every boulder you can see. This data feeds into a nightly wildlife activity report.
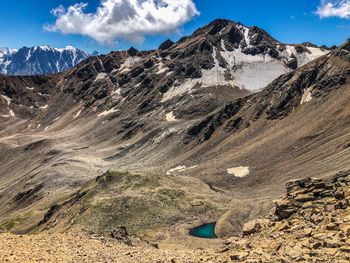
[242,219,269,235]
[110,226,132,246]
[295,194,314,203]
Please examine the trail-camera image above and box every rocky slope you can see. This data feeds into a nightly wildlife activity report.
[0,45,90,75]
[0,20,348,247]
[215,170,350,262]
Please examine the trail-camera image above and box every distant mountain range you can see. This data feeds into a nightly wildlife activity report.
[0,45,93,75]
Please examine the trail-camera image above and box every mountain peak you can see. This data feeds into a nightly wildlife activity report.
[38,45,52,51]
[91,50,101,56]
[159,39,175,50]
[64,45,76,50]
[127,47,139,56]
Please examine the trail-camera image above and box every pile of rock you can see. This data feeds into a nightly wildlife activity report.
[275,171,349,221]
[220,170,350,262]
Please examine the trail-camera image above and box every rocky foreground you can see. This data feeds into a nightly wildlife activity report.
[0,171,349,263]
[221,170,350,262]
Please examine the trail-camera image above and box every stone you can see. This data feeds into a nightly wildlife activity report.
[334,190,345,200]
[110,227,132,246]
[295,194,314,203]
[311,242,322,249]
[285,178,311,193]
[274,221,290,232]
[303,228,313,237]
[326,223,338,231]
[230,252,249,261]
[340,246,350,253]
[335,200,349,210]
[323,238,339,248]
[340,224,350,236]
[274,199,300,220]
[310,213,324,224]
[242,219,269,235]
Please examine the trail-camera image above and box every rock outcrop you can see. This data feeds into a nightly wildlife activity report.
[220,171,350,262]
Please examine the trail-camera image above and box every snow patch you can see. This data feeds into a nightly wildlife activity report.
[227,166,250,178]
[119,57,142,73]
[233,61,289,92]
[220,40,289,91]
[165,111,177,122]
[95,72,107,82]
[306,47,329,61]
[161,79,199,102]
[40,104,48,110]
[161,47,236,102]
[166,165,198,175]
[1,95,11,105]
[301,87,313,105]
[201,48,236,88]
[156,62,169,74]
[112,88,121,96]
[73,109,82,119]
[98,108,119,117]
[53,116,61,122]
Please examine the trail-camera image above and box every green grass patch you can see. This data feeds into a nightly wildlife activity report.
[1,211,35,231]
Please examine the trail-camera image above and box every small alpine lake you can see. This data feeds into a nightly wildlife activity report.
[189,223,217,239]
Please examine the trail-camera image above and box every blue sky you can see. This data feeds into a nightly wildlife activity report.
[0,0,349,54]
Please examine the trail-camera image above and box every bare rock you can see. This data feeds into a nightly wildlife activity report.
[110,227,132,246]
[242,219,269,235]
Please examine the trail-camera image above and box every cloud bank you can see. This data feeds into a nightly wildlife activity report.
[46,0,199,45]
[316,0,350,19]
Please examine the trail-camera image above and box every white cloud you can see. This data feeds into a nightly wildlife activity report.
[316,0,350,19]
[46,0,199,45]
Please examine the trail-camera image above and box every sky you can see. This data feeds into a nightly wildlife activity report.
[0,0,349,54]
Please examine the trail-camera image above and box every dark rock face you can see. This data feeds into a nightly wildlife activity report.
[159,39,175,50]
[287,54,298,70]
[183,99,244,144]
[294,45,309,54]
[127,47,139,56]
[340,39,350,52]
[0,46,89,75]
[13,183,44,205]
[39,204,61,226]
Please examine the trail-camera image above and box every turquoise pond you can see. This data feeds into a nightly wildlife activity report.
[189,223,217,239]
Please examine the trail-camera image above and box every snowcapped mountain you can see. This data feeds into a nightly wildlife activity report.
[0,45,90,75]
[0,47,17,57]
[164,19,330,93]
